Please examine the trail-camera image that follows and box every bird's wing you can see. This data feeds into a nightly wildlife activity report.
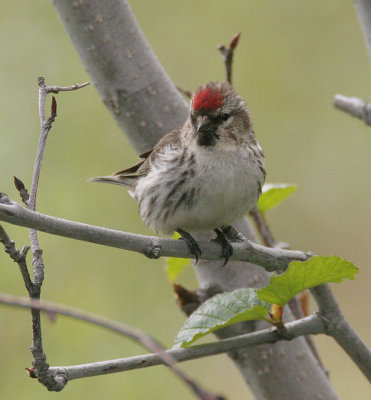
[89,127,182,188]
[128,126,182,176]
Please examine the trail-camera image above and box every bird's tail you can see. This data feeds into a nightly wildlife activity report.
[88,174,138,188]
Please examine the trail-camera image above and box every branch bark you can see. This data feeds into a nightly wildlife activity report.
[311,285,371,381]
[49,1,339,399]
[0,293,325,381]
[333,94,371,125]
[0,293,223,400]
[353,0,371,61]
[52,313,323,380]
[0,195,309,271]
[333,2,371,125]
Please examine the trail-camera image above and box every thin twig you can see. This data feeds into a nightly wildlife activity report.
[333,94,371,125]
[37,77,89,125]
[175,85,193,100]
[0,225,32,290]
[0,293,325,382]
[217,33,241,84]
[249,207,277,247]
[0,196,311,272]
[24,78,90,390]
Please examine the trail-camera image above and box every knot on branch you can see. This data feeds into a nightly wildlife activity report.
[29,353,68,392]
[316,310,345,336]
[40,370,68,392]
[274,324,294,341]
[0,193,12,205]
[143,238,161,259]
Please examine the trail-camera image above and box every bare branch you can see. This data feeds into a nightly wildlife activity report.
[249,207,277,247]
[353,0,371,62]
[333,94,371,125]
[176,85,193,100]
[51,314,325,380]
[0,196,311,272]
[0,294,223,399]
[15,77,90,392]
[37,77,89,125]
[311,285,371,382]
[0,225,32,290]
[0,293,325,381]
[217,33,241,84]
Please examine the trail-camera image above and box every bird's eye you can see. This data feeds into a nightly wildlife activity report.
[221,113,230,121]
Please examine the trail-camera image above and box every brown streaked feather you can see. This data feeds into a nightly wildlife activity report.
[113,159,146,176]
[139,149,153,159]
[113,126,183,179]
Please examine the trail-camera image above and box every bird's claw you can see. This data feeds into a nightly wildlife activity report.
[177,229,202,264]
[213,228,234,266]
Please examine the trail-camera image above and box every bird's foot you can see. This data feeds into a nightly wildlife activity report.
[212,228,234,266]
[177,229,201,264]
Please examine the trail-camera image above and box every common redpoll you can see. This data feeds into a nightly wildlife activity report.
[90,81,265,264]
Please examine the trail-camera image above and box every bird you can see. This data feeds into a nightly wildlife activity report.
[90,81,265,264]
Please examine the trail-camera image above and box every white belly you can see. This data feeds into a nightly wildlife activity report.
[134,145,264,235]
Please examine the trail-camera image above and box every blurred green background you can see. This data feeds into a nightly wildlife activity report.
[0,1,370,399]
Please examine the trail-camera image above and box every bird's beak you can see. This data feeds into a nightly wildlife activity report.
[196,116,217,146]
[196,116,212,134]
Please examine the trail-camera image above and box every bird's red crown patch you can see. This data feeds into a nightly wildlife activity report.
[193,88,223,112]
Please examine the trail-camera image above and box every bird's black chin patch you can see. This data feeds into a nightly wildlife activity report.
[197,132,218,147]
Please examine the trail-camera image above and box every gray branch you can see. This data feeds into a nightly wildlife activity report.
[0,292,324,382]
[0,225,32,290]
[333,94,371,125]
[353,0,371,61]
[311,285,371,381]
[0,195,309,271]
[0,294,223,399]
[50,314,325,381]
[333,2,371,125]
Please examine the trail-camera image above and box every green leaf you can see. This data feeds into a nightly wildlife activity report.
[258,183,298,213]
[173,288,270,348]
[165,257,190,282]
[165,232,190,281]
[258,256,359,306]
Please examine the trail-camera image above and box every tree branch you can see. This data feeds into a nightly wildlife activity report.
[50,314,325,379]
[0,225,32,290]
[0,293,325,380]
[353,0,371,62]
[0,195,310,272]
[217,33,241,84]
[311,285,371,382]
[333,2,371,126]
[22,78,90,389]
[333,94,371,125]
[0,294,223,399]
